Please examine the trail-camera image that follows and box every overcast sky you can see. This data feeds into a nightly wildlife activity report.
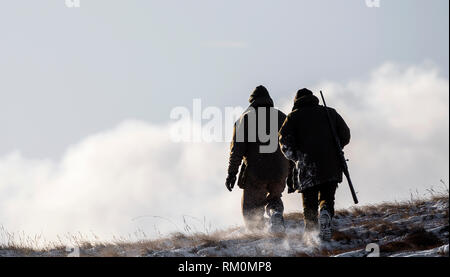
[0,0,448,158]
[0,0,448,242]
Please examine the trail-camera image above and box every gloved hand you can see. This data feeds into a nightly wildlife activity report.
[287,175,297,194]
[225,175,237,192]
[286,161,297,194]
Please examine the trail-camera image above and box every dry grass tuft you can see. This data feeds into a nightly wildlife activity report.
[293,251,312,257]
[284,213,304,221]
[380,228,443,253]
[331,230,359,242]
[1,191,447,257]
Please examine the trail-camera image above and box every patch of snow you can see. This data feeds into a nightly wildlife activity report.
[389,244,449,257]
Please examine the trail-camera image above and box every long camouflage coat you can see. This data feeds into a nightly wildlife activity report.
[279,94,351,192]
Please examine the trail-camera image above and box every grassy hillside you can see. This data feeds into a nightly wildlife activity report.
[1,194,448,257]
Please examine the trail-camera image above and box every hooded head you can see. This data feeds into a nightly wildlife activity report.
[293,88,319,110]
[248,85,274,107]
[294,88,313,101]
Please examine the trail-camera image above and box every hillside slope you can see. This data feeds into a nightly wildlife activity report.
[1,195,448,257]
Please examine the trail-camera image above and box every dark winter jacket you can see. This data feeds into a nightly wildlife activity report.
[227,87,290,189]
[279,93,351,192]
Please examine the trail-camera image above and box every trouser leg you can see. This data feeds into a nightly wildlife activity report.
[242,185,267,231]
[266,197,284,216]
[302,186,319,231]
[265,181,286,233]
[318,182,338,218]
[265,181,285,216]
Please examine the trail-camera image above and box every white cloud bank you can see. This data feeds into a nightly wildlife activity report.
[0,122,241,243]
[0,62,448,244]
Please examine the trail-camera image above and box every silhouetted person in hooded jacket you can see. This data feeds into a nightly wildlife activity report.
[279,88,350,240]
[225,85,290,233]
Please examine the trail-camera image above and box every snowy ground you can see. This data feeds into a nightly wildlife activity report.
[0,195,448,257]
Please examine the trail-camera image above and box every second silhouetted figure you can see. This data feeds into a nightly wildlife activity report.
[279,88,351,241]
[226,85,289,233]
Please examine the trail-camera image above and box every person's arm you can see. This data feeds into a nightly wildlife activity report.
[226,117,247,191]
[286,160,298,193]
[279,114,300,193]
[278,114,298,162]
[335,111,351,148]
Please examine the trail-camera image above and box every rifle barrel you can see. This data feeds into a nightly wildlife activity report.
[320,91,358,204]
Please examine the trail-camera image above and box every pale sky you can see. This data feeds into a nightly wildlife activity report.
[0,0,448,158]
